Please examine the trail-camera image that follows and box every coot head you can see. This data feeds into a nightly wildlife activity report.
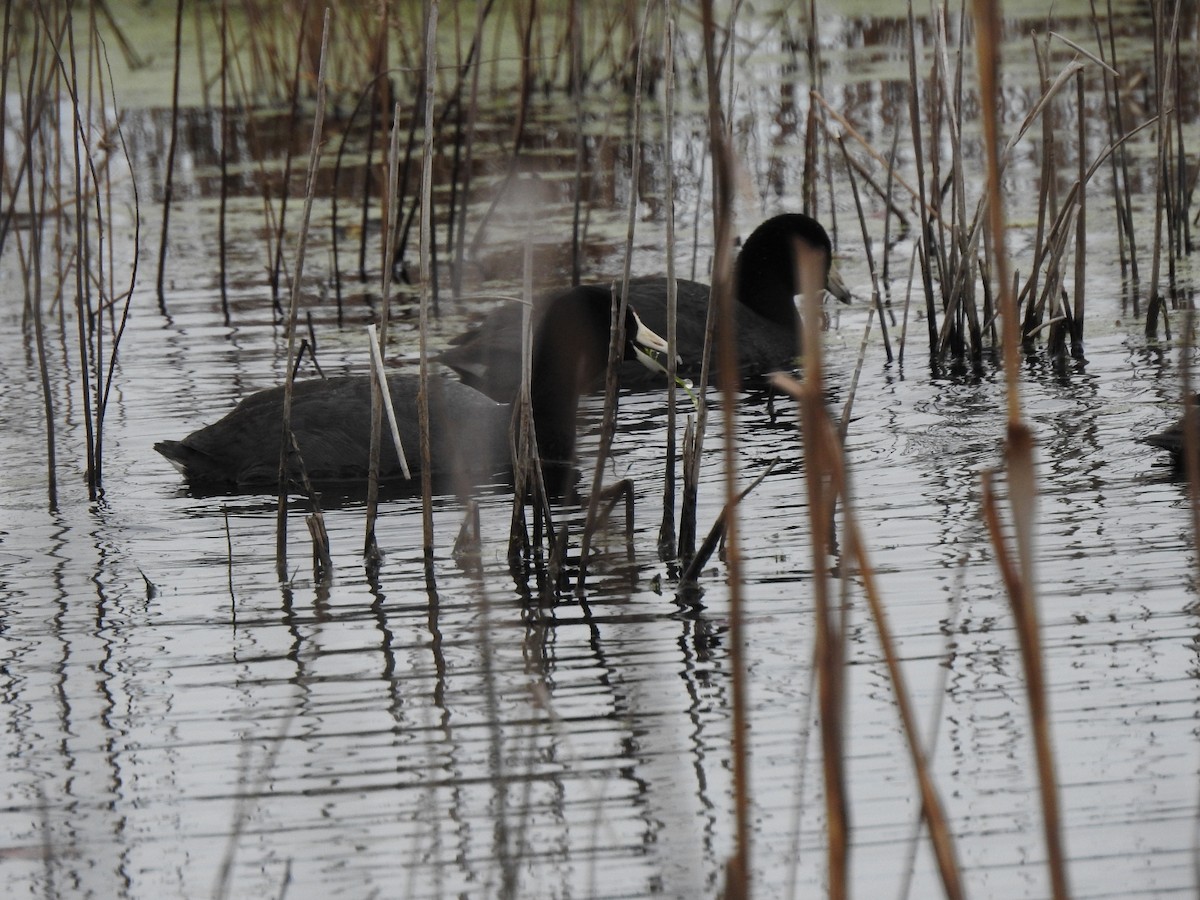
[735,212,848,330]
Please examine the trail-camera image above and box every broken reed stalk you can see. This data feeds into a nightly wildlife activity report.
[155,0,185,310]
[365,100,407,564]
[576,0,652,592]
[972,3,1069,898]
[658,13,678,560]
[698,0,751,893]
[276,8,332,584]
[678,459,777,586]
[417,2,439,570]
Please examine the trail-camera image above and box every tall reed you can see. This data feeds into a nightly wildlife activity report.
[697,0,753,893]
[154,0,185,310]
[275,8,332,583]
[973,3,1069,897]
[417,2,439,572]
[658,10,679,560]
[577,0,652,590]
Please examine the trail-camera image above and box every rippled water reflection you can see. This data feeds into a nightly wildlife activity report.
[3,2,1200,898]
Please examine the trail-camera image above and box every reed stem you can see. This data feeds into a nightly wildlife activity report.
[276,8,331,583]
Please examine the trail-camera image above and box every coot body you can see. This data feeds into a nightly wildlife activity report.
[156,290,669,493]
[439,213,848,400]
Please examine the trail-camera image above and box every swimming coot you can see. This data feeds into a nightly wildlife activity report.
[438,213,849,401]
[155,289,669,493]
[1144,395,1200,473]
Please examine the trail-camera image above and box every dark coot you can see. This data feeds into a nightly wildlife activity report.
[438,213,849,401]
[155,288,669,494]
[1144,395,1200,473]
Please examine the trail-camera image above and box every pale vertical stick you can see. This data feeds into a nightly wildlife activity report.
[367,323,411,479]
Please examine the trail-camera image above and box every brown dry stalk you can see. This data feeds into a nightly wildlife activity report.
[699,0,751,893]
[973,3,1069,897]
[794,237,848,900]
[771,368,965,899]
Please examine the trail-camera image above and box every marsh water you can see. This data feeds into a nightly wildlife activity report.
[3,2,1200,898]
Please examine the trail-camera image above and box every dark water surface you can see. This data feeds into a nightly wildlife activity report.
[3,2,1200,898]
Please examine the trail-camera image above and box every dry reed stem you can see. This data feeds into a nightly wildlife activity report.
[678,459,776,586]
[154,0,184,308]
[365,99,406,562]
[658,10,679,559]
[569,0,585,285]
[418,2,439,567]
[366,323,410,478]
[217,0,230,314]
[56,10,99,498]
[275,8,331,583]
[837,132,891,364]
[698,0,751,892]
[268,1,312,302]
[24,23,56,510]
[577,0,653,590]
[508,195,556,566]
[794,243,848,899]
[770,369,966,898]
[904,0,939,356]
[1071,68,1086,359]
[94,42,142,493]
[973,3,1070,897]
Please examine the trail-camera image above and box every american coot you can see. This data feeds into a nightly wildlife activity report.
[1144,395,1200,472]
[438,213,849,401]
[155,289,670,493]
